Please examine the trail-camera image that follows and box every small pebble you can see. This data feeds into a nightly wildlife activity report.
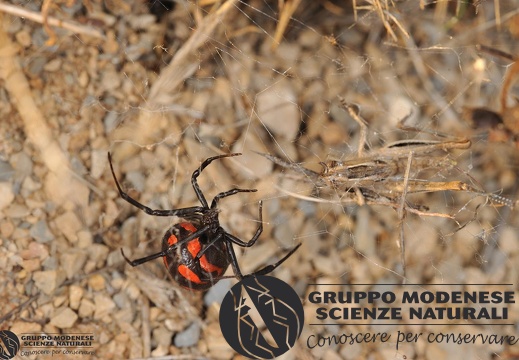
[22,258,41,272]
[90,149,108,179]
[0,160,14,181]
[77,230,93,249]
[150,344,169,357]
[103,111,119,134]
[205,323,234,359]
[50,307,78,328]
[60,250,88,279]
[174,322,201,348]
[112,292,131,309]
[88,273,107,291]
[164,319,181,332]
[69,285,84,310]
[10,321,42,334]
[53,295,67,307]
[273,212,303,248]
[78,70,89,88]
[231,132,274,179]
[113,307,134,324]
[125,171,146,192]
[0,220,15,238]
[111,277,125,290]
[4,204,30,218]
[153,325,173,347]
[88,244,110,266]
[53,211,82,243]
[43,58,62,72]
[30,220,55,243]
[93,294,116,320]
[256,80,300,141]
[387,95,418,128]
[78,299,96,318]
[100,70,122,91]
[0,182,14,211]
[204,279,232,306]
[27,56,46,76]
[10,151,33,177]
[32,269,66,295]
[499,226,519,255]
[275,42,301,62]
[22,176,42,193]
[15,30,32,47]
[499,168,516,190]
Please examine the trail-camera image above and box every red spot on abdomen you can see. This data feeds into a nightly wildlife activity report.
[200,255,223,274]
[167,234,178,246]
[180,222,197,232]
[178,265,203,284]
[167,222,197,247]
[187,239,201,258]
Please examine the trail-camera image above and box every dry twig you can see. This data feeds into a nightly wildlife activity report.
[0,1,105,40]
[0,14,89,207]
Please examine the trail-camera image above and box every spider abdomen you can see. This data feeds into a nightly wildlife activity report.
[162,222,230,290]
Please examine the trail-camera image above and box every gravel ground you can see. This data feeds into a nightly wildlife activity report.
[1,1,518,359]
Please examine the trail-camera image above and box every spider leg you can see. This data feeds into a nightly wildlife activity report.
[224,201,263,247]
[225,241,301,280]
[225,240,245,279]
[108,152,205,217]
[191,153,242,208]
[211,188,257,209]
[244,243,301,277]
[121,224,211,266]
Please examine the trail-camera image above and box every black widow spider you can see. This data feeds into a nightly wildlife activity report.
[108,152,301,290]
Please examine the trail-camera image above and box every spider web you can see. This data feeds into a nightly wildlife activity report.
[1,0,518,359]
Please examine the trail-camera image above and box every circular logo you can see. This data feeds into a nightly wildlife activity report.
[219,276,304,359]
[0,330,20,360]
